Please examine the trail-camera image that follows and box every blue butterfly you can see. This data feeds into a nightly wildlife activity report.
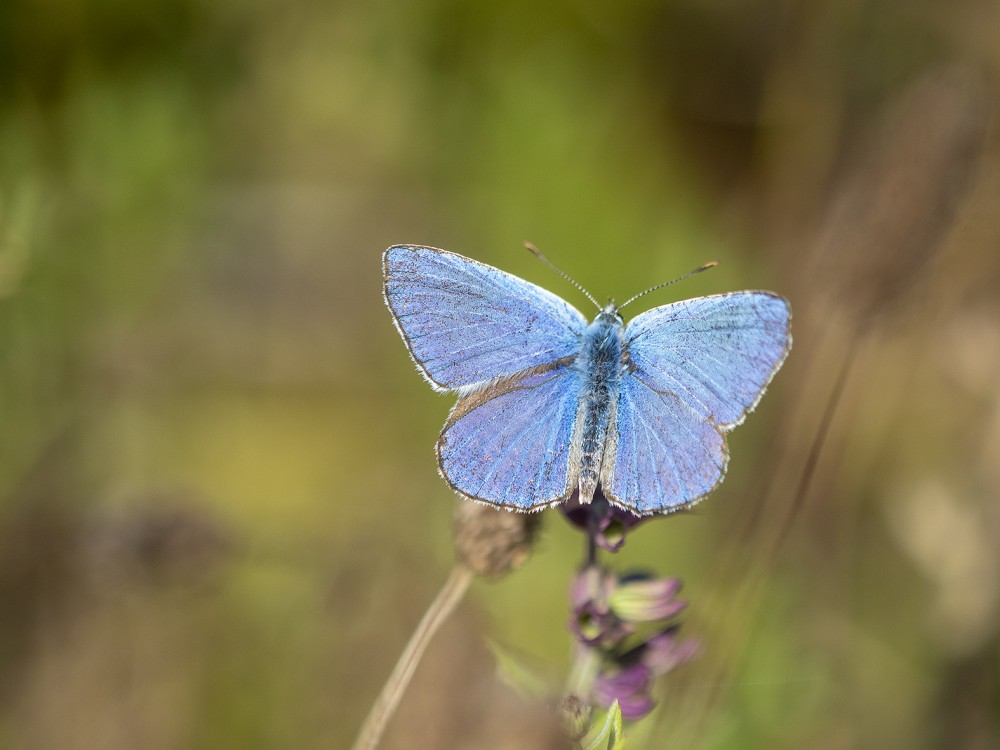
[383,245,791,515]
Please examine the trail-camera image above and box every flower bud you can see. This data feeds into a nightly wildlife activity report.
[608,573,686,623]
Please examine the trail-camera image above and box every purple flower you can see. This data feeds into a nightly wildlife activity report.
[561,490,646,553]
[631,626,701,675]
[561,488,701,728]
[609,573,686,622]
[569,565,610,606]
[569,566,632,646]
[567,565,699,722]
[570,599,634,646]
[593,664,655,720]
[592,627,700,720]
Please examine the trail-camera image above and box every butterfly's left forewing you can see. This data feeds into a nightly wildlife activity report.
[602,292,791,514]
[383,245,587,392]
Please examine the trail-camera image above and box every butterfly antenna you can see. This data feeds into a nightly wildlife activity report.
[524,242,601,310]
[618,260,719,310]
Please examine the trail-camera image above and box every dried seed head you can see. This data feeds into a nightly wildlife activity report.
[453,500,541,578]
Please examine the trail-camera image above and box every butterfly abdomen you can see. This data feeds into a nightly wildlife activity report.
[574,309,626,504]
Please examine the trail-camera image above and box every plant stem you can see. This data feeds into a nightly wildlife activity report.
[350,565,474,750]
[564,641,602,699]
[565,513,603,701]
[586,508,599,567]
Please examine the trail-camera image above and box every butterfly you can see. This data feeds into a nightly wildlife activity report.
[383,245,791,515]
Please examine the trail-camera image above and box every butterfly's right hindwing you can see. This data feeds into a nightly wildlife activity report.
[383,245,587,391]
[601,373,728,514]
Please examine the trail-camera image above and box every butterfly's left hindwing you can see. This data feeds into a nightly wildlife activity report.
[437,362,582,509]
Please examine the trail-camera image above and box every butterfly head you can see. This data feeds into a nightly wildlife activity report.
[594,302,624,326]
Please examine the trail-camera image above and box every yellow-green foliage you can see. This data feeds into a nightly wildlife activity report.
[1,1,998,748]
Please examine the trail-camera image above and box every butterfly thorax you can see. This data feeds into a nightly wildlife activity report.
[574,305,626,504]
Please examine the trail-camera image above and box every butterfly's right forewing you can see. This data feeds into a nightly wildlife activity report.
[622,292,791,427]
[383,245,587,391]
[602,292,791,514]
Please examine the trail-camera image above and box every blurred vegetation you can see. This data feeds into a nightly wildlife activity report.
[1,1,999,748]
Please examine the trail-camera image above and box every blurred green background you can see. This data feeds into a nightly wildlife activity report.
[2,1,999,748]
